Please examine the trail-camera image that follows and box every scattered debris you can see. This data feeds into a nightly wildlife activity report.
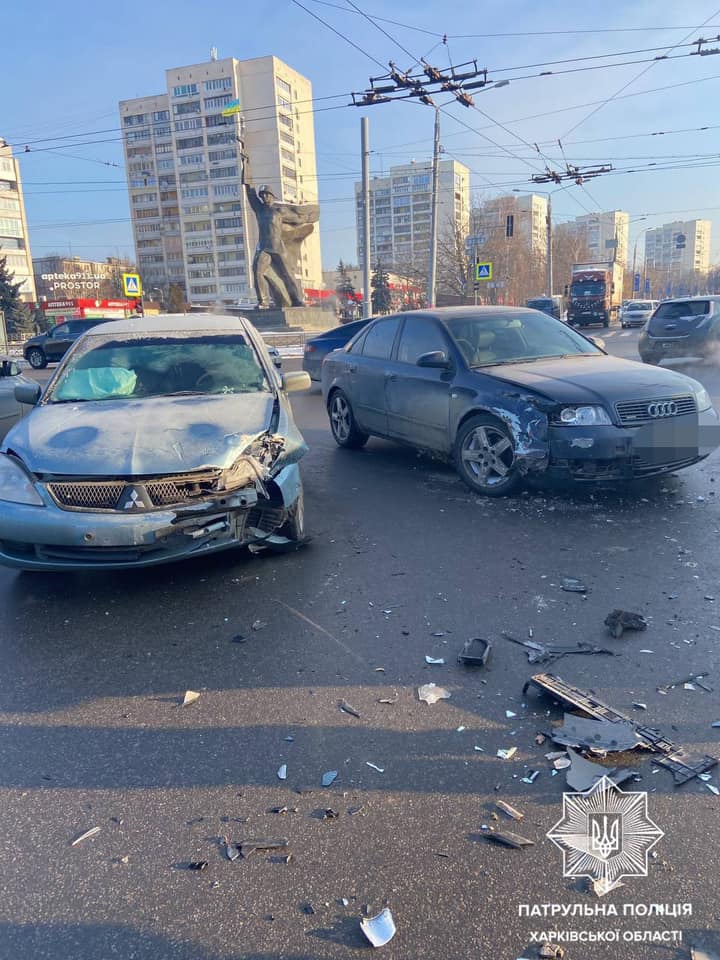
[550,714,640,752]
[339,699,361,718]
[633,702,647,711]
[704,783,719,796]
[223,837,240,861]
[522,770,540,784]
[503,632,614,664]
[425,655,445,665]
[482,830,535,849]
[366,762,384,773]
[691,947,720,960]
[181,690,200,707]
[418,683,451,704]
[604,609,647,638]
[322,809,339,820]
[456,725,466,733]
[360,907,396,948]
[231,634,246,643]
[565,747,637,792]
[538,942,565,959]
[321,771,338,787]
[301,903,315,915]
[657,672,713,694]
[506,710,517,719]
[277,764,287,781]
[239,838,288,859]
[561,578,587,593]
[524,672,718,785]
[71,826,101,846]
[457,637,491,667]
[348,805,364,816]
[284,735,295,742]
[496,800,524,820]
[591,877,623,897]
[497,747,517,761]
[553,757,571,771]
[535,733,546,746]
[270,806,297,815]
[378,696,398,704]
[187,860,209,871]
[712,721,720,728]
[251,619,267,631]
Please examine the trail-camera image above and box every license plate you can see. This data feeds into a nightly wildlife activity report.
[662,343,672,349]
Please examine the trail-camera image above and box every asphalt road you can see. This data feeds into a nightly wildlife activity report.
[1,329,719,960]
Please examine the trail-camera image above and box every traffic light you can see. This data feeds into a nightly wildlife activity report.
[506,214,514,238]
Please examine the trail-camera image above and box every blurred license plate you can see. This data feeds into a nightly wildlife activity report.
[636,419,698,464]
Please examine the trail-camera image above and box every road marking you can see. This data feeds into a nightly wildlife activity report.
[620,332,632,337]
[604,331,617,338]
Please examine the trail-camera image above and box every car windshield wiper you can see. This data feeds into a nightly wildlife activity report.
[48,397,91,404]
[471,354,561,368]
[162,390,207,397]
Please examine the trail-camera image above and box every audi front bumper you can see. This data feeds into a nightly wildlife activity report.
[547,408,720,480]
[0,463,302,571]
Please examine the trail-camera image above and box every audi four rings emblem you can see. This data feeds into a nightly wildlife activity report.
[648,401,678,418]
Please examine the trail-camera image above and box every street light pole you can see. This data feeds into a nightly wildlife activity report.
[361,117,372,319]
[546,194,553,297]
[427,108,441,309]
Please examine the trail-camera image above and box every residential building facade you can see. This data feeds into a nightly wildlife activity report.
[555,211,630,268]
[120,54,322,307]
[33,255,134,302]
[0,142,36,302]
[473,194,548,253]
[644,219,711,274]
[356,159,470,271]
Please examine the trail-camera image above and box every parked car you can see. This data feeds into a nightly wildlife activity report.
[267,344,282,370]
[525,296,564,320]
[639,296,720,364]
[0,357,36,440]
[321,306,718,496]
[23,317,123,369]
[0,314,311,571]
[303,317,372,381]
[621,300,658,329]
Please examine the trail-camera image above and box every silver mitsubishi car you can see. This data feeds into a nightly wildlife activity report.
[0,314,311,571]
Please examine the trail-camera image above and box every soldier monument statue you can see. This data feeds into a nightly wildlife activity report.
[241,147,319,309]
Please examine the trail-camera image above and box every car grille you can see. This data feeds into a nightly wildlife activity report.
[247,504,286,534]
[615,395,696,425]
[46,471,223,512]
[633,455,700,476]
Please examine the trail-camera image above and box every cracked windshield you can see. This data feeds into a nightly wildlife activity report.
[1,1,720,959]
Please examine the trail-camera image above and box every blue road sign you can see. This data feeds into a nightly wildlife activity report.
[633,273,641,291]
[475,262,492,281]
[644,278,651,294]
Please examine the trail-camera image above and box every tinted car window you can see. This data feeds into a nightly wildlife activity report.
[654,300,709,320]
[362,317,401,359]
[52,324,70,337]
[397,316,448,364]
[330,318,367,339]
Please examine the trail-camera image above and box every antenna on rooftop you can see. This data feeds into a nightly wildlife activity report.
[210,46,218,61]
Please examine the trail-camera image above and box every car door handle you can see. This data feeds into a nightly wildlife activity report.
[348,363,357,373]
[386,373,398,382]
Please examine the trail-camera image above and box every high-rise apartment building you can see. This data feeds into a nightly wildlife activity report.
[33,255,134,301]
[644,219,711,274]
[0,141,36,302]
[120,54,322,307]
[356,159,470,270]
[555,211,629,267]
[473,194,548,252]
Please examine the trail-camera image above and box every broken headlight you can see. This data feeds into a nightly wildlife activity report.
[554,405,612,426]
[0,455,45,506]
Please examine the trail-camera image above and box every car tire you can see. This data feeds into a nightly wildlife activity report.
[280,484,305,541]
[27,347,47,369]
[328,390,369,449]
[641,355,661,365]
[454,415,520,497]
[602,313,610,328]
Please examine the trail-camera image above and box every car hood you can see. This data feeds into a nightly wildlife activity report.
[3,392,292,476]
[478,356,700,405]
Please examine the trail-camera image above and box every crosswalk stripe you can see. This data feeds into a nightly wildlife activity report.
[603,331,617,338]
[620,332,632,337]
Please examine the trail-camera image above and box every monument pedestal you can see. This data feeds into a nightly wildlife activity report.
[232,306,336,333]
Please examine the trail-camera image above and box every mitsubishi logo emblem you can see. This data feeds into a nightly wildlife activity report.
[119,485,151,511]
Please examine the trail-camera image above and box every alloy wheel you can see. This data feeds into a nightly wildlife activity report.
[461,424,515,488]
[331,394,351,442]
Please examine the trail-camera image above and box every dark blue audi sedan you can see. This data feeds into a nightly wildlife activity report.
[302,318,372,381]
[321,306,718,496]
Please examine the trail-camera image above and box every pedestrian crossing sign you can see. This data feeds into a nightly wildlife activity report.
[122,273,142,297]
[475,262,493,281]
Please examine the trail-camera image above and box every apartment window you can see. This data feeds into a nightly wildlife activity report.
[127,147,152,159]
[138,254,164,265]
[213,184,240,198]
[204,77,233,92]
[173,101,201,117]
[137,238,162,248]
[181,186,209,199]
[184,220,211,232]
[182,204,210,215]
[175,118,203,131]
[135,208,160,219]
[0,158,16,177]
[154,143,172,155]
[179,153,204,167]
[123,113,148,127]
[218,266,247,278]
[213,200,242,213]
[221,282,246,294]
[204,93,233,110]
[0,196,20,213]
[216,234,244,247]
[206,131,234,146]
[172,83,198,97]
[132,192,158,205]
[282,165,297,181]
[277,77,292,96]
[136,223,160,234]
[126,129,151,143]
[176,136,204,150]
[185,238,213,249]
[156,158,174,170]
[179,170,208,183]
[215,216,242,229]
[158,176,176,188]
[130,177,156,188]
[208,148,236,162]
[281,148,295,164]
[279,114,293,130]
[277,95,291,109]
[205,113,228,128]
[188,269,216,280]
[217,250,244,262]
[152,109,170,122]
[190,284,216,294]
[209,165,237,179]
[187,253,214,264]
[280,132,294,148]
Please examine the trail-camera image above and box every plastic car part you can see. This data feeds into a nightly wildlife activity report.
[551,714,641,752]
[524,673,718,784]
[564,748,638,792]
[457,637,492,667]
[482,830,535,849]
[360,907,397,948]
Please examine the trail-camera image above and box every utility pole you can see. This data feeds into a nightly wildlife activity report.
[546,194,553,297]
[361,117,372,319]
[427,107,440,309]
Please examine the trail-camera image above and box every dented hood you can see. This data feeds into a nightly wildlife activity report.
[5,392,280,476]
[481,355,700,405]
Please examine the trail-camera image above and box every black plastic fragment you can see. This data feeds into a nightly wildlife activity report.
[458,637,492,667]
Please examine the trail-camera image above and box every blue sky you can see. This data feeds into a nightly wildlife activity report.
[5,0,720,270]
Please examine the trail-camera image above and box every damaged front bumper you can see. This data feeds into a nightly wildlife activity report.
[0,460,302,571]
[545,408,720,480]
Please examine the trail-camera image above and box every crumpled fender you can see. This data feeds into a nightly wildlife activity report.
[472,393,554,475]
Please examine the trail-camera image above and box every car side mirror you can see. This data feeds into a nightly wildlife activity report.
[15,382,42,406]
[417,350,451,369]
[281,371,311,392]
[272,356,282,370]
